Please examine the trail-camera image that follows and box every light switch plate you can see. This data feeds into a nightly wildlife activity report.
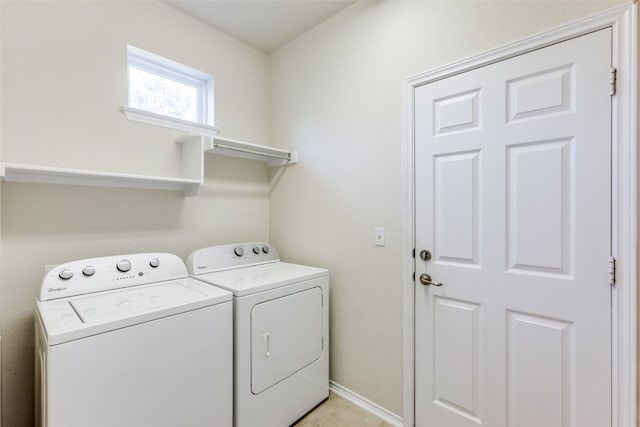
[375,227,385,246]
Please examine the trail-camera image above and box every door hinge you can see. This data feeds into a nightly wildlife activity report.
[412,271,415,282]
[609,256,616,286]
[609,67,617,96]
[412,248,415,258]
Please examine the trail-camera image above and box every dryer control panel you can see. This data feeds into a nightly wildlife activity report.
[39,253,188,301]
[187,242,280,275]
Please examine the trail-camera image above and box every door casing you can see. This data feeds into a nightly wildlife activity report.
[401,4,638,427]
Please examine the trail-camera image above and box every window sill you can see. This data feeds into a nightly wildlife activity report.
[121,106,219,137]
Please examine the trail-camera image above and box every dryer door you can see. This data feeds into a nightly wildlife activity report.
[251,287,323,394]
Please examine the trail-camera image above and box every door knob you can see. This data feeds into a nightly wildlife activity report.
[419,273,442,287]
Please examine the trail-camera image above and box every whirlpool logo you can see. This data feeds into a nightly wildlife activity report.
[197,265,208,270]
[47,287,67,293]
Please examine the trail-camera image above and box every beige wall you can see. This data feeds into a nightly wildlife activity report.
[0,1,271,426]
[269,0,624,416]
[0,1,633,426]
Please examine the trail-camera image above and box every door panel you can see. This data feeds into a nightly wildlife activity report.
[414,29,612,427]
[433,297,481,423]
[434,150,481,265]
[506,311,574,427]
[434,89,481,135]
[506,64,574,122]
[507,138,572,275]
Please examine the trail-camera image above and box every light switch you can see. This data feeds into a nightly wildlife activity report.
[375,227,385,246]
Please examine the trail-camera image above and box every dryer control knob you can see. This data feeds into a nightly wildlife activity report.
[233,247,244,257]
[82,266,96,277]
[252,246,260,255]
[261,245,269,254]
[58,269,74,280]
[116,259,132,272]
[149,258,160,268]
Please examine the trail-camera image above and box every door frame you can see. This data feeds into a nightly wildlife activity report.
[401,3,638,427]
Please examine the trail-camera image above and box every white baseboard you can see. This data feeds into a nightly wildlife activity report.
[329,381,403,427]
[1,334,2,427]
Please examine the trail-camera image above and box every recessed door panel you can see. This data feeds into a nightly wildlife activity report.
[507,139,573,276]
[507,311,574,427]
[433,297,481,423]
[434,89,481,135]
[434,150,481,266]
[507,64,574,123]
[251,287,323,395]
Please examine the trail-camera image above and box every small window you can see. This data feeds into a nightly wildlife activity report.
[127,45,213,125]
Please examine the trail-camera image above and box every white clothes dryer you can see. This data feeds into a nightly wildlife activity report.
[35,253,233,427]
[187,243,329,427]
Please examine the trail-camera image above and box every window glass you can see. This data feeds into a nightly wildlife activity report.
[128,66,199,122]
[127,46,213,125]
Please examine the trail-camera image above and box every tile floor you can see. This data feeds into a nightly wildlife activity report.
[293,392,395,427]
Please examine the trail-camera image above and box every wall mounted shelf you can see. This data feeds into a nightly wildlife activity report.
[207,136,298,168]
[0,134,296,196]
[0,162,203,195]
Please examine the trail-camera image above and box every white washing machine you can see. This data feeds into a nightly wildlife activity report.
[187,243,329,427]
[35,253,233,427]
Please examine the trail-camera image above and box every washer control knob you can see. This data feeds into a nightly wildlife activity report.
[261,245,269,254]
[58,269,74,280]
[234,247,244,257]
[116,259,132,272]
[82,266,96,277]
[252,246,260,255]
[149,258,160,268]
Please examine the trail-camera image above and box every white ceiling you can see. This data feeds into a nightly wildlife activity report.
[165,1,356,54]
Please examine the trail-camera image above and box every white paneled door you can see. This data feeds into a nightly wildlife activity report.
[414,29,612,427]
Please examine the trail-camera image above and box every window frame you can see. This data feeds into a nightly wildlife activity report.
[126,45,214,126]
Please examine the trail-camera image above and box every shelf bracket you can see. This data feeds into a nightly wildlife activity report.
[177,135,208,196]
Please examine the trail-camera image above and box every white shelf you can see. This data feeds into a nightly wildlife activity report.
[0,162,202,195]
[0,135,296,195]
[1,109,296,195]
[208,136,297,167]
[121,106,295,167]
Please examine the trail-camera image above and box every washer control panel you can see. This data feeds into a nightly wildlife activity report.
[40,253,187,302]
[234,244,270,257]
[187,242,279,275]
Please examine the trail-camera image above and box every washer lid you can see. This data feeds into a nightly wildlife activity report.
[192,262,328,297]
[37,277,232,345]
[71,281,206,324]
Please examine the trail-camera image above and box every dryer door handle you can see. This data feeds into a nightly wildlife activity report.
[262,333,271,360]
